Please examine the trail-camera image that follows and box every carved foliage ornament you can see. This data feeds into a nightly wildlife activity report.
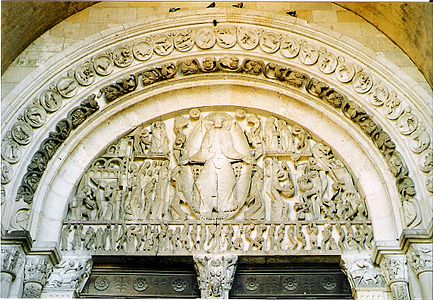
[15,95,99,211]
[3,24,431,214]
[96,56,421,229]
[194,255,237,299]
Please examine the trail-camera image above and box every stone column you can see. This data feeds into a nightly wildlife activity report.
[1,247,23,298]
[407,244,432,300]
[380,255,410,300]
[41,257,93,298]
[193,254,238,299]
[342,253,389,300]
[22,256,52,298]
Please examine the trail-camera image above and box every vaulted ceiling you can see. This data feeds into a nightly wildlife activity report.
[1,2,432,87]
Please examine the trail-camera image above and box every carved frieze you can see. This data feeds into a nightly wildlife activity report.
[81,269,199,298]
[60,222,373,254]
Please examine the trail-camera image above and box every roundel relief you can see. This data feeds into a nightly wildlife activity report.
[62,108,372,255]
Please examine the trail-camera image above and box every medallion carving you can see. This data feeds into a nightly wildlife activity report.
[299,42,319,65]
[153,34,174,56]
[280,36,300,58]
[39,89,63,113]
[24,105,47,128]
[11,121,33,145]
[1,138,21,164]
[174,30,195,52]
[352,72,373,94]
[335,58,355,83]
[1,161,13,184]
[318,49,338,74]
[113,46,134,68]
[237,28,259,50]
[93,54,114,76]
[132,40,153,61]
[57,76,78,98]
[75,61,96,86]
[259,32,280,53]
[195,28,216,50]
[216,27,237,49]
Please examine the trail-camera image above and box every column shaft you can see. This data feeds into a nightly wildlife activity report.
[1,272,13,298]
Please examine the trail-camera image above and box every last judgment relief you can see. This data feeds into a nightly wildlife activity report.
[63,108,372,255]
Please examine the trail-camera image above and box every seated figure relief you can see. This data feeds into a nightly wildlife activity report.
[63,108,372,254]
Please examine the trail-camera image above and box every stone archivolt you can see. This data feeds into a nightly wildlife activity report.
[2,24,431,212]
[9,55,422,232]
[2,22,430,237]
[61,109,373,255]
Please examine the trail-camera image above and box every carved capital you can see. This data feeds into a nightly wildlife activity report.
[344,256,385,289]
[23,256,53,298]
[1,247,23,278]
[408,244,432,276]
[193,254,238,299]
[45,258,93,293]
[380,256,408,284]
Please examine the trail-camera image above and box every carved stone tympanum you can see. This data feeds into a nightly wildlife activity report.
[62,108,373,256]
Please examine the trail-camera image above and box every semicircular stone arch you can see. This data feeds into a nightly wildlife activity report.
[1,8,431,300]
